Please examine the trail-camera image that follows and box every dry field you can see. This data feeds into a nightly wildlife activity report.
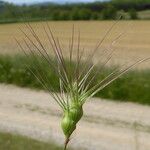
[0,21,150,68]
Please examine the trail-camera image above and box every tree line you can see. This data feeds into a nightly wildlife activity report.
[0,0,149,23]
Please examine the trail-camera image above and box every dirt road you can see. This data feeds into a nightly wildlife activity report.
[0,84,150,150]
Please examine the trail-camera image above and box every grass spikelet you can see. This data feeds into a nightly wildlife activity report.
[15,21,150,150]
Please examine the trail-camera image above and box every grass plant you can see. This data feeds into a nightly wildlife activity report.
[2,21,150,149]
[0,54,150,105]
[0,132,63,150]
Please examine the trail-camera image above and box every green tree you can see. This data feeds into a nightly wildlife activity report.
[71,8,80,20]
[79,8,92,20]
[91,12,99,20]
[129,8,138,20]
[60,11,70,20]
[52,11,60,20]
[102,5,117,20]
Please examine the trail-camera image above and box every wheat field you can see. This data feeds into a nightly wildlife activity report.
[0,21,150,69]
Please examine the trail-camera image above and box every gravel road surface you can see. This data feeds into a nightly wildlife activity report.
[0,84,150,150]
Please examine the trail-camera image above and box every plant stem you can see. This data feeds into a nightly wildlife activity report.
[64,138,70,150]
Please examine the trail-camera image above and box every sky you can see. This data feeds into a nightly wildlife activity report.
[3,0,106,4]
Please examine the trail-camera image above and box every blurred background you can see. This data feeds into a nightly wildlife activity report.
[0,0,150,150]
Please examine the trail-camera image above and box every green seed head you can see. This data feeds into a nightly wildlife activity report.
[61,102,83,139]
[69,102,83,123]
[61,111,76,139]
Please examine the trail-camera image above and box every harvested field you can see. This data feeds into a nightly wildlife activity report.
[0,21,150,69]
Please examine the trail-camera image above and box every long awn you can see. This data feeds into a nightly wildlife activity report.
[15,21,150,150]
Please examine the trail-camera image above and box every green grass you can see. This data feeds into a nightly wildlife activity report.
[0,132,63,150]
[0,54,150,105]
